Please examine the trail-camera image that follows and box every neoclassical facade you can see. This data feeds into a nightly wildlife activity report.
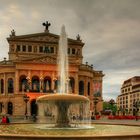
[0,23,104,117]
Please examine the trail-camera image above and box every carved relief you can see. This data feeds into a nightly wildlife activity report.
[32,57,56,64]
[20,36,58,42]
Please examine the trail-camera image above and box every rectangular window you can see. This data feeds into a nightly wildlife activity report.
[44,46,50,53]
[72,48,75,54]
[50,47,54,53]
[68,48,70,54]
[16,45,20,52]
[39,46,43,53]
[22,45,26,52]
[28,46,32,52]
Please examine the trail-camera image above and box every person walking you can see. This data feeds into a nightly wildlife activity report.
[6,116,10,123]
[1,116,7,123]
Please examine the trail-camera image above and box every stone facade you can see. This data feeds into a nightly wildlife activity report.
[0,25,104,117]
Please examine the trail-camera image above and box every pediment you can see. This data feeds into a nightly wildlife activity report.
[7,32,84,45]
[8,32,59,43]
[15,56,57,64]
[19,34,59,42]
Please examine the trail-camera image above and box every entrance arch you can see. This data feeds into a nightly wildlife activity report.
[7,102,13,115]
[30,99,38,116]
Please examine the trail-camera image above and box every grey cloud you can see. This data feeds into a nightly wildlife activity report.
[0,0,140,101]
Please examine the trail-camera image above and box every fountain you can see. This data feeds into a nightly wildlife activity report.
[36,25,90,128]
[37,94,90,128]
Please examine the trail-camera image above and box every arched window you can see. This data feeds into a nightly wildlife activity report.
[79,81,84,95]
[8,78,14,93]
[43,76,51,93]
[69,77,75,93]
[7,102,13,115]
[32,76,40,92]
[87,82,90,96]
[0,79,4,94]
[19,75,28,92]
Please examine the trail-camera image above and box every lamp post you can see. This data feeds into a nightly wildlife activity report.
[109,99,116,115]
[133,100,140,121]
[93,97,99,116]
[23,94,30,119]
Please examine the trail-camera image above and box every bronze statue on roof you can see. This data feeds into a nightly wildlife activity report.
[42,21,51,32]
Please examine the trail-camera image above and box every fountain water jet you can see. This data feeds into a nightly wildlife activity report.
[58,25,69,94]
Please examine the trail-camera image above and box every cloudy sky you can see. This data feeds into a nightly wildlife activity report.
[0,0,140,101]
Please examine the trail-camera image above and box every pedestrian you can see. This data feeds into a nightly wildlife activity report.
[1,116,7,123]
[6,116,10,123]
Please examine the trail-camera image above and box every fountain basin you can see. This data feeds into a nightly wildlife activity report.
[37,94,89,103]
[0,123,140,140]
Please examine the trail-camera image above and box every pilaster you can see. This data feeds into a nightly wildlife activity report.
[75,74,78,94]
[40,71,43,93]
[84,77,88,96]
[15,70,19,94]
[4,73,6,95]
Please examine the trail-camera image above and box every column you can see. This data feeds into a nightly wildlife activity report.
[4,73,6,95]
[40,71,43,93]
[90,78,93,98]
[27,70,31,92]
[74,74,78,94]
[27,101,31,116]
[84,77,88,96]
[15,70,19,94]
[3,102,7,115]
[51,72,55,91]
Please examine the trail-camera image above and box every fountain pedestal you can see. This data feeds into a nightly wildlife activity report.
[55,101,70,127]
